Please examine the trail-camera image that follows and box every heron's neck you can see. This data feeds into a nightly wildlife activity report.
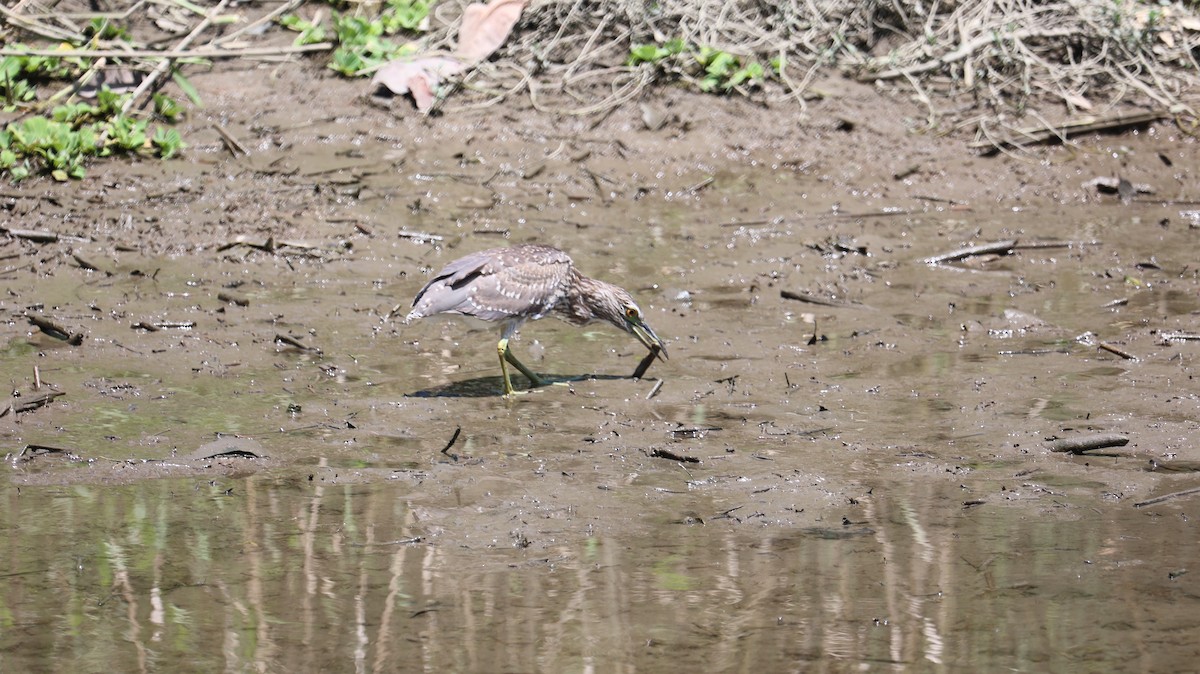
[558,271,623,328]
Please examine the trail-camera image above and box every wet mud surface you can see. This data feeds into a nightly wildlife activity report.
[3,62,1200,671]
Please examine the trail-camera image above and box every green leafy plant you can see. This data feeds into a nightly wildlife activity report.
[629,39,768,93]
[106,115,148,152]
[328,14,417,76]
[627,38,687,65]
[696,47,765,91]
[2,92,187,182]
[153,92,183,122]
[6,116,90,180]
[151,127,183,159]
[279,14,328,46]
[280,1,434,77]
[2,47,89,109]
[382,0,433,32]
[85,18,131,41]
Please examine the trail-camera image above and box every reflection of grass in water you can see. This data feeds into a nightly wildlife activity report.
[653,555,694,591]
[1,338,39,360]
[60,377,297,453]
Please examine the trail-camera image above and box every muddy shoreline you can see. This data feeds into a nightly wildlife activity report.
[4,60,1198,515]
[3,59,1199,672]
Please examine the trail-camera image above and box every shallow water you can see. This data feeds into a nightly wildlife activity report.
[3,474,1197,673]
[4,159,1200,671]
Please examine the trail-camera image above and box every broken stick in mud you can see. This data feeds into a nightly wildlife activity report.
[1134,485,1200,508]
[26,314,84,345]
[0,390,66,418]
[925,239,1017,265]
[1047,434,1129,454]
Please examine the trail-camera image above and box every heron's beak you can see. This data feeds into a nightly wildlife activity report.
[628,317,668,361]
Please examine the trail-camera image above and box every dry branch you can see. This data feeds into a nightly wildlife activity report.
[0,44,333,59]
[1134,485,1200,508]
[925,240,1018,265]
[121,0,232,114]
[968,112,1167,152]
[1047,434,1129,454]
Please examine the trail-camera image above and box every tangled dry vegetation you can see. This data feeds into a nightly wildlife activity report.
[3,0,1199,159]
[439,0,1200,145]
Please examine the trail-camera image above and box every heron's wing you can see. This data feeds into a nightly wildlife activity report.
[408,245,573,322]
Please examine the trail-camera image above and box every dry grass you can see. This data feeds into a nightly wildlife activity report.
[3,0,1197,147]
[431,0,1200,143]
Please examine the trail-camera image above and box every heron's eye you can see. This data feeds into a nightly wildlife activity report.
[625,307,639,319]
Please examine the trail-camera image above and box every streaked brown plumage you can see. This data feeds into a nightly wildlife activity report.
[406,244,666,395]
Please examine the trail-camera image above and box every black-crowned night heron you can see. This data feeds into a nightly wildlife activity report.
[405,244,667,395]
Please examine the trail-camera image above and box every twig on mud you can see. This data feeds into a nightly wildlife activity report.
[913,195,968,206]
[132,320,196,331]
[645,379,664,400]
[72,253,108,274]
[580,165,611,201]
[0,44,334,59]
[12,443,82,462]
[780,289,865,309]
[668,427,721,440]
[440,426,463,461]
[26,314,85,345]
[649,447,701,464]
[685,176,715,193]
[1159,332,1200,344]
[2,227,91,243]
[710,506,744,521]
[718,218,777,228]
[867,28,1077,82]
[121,0,234,114]
[214,125,249,157]
[0,190,58,202]
[1012,240,1102,250]
[209,0,306,46]
[925,239,1018,265]
[968,112,1167,152]
[275,333,322,354]
[1047,433,1129,454]
[218,236,343,256]
[0,4,78,41]
[1098,342,1137,361]
[1134,485,1200,509]
[1144,459,1200,473]
[397,230,444,242]
[1,391,66,418]
[217,292,250,307]
[351,536,424,547]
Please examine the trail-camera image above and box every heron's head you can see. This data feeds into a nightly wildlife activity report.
[594,285,668,361]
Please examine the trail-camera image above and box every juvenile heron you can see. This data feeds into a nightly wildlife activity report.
[405,244,667,395]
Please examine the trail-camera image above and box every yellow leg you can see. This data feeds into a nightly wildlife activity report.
[497,337,544,395]
[497,338,516,395]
